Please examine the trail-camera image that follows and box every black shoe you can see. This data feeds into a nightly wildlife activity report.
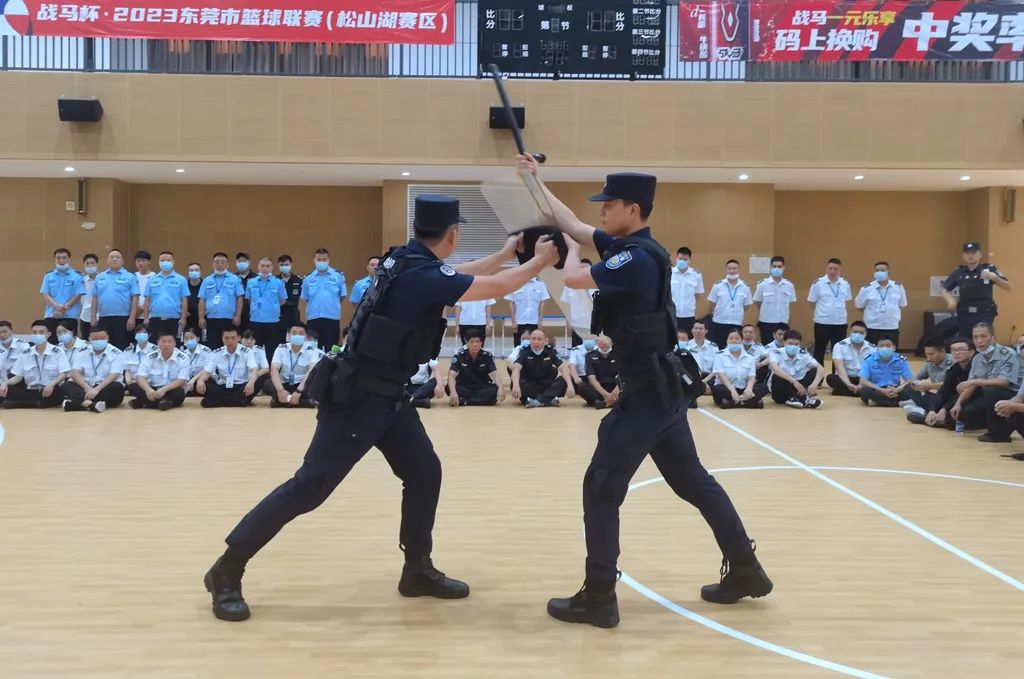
[593,400,608,410]
[129,398,143,410]
[398,558,469,599]
[907,410,927,425]
[701,542,773,605]
[688,399,699,409]
[547,582,619,628]
[978,433,1012,443]
[204,556,251,622]
[158,398,175,411]
[410,398,432,409]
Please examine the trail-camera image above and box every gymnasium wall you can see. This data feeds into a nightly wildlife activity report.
[2,72,1023,169]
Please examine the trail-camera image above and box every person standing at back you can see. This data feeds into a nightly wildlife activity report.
[198,252,244,350]
[560,257,596,346]
[505,276,549,339]
[753,256,795,345]
[707,259,753,348]
[246,256,287,363]
[807,258,852,368]
[301,248,347,351]
[134,250,155,328]
[92,249,140,350]
[277,255,304,330]
[234,253,256,331]
[454,297,496,346]
[518,155,771,629]
[349,256,381,307]
[671,247,704,336]
[186,262,203,328]
[855,261,908,347]
[941,242,1011,340]
[143,251,189,343]
[79,253,99,339]
[40,247,86,342]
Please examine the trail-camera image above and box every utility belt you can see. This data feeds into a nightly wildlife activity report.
[617,351,702,406]
[958,299,997,315]
[305,354,407,409]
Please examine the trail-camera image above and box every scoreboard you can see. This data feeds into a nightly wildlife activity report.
[479,1,667,77]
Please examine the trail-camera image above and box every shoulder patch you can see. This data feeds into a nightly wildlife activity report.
[439,265,457,277]
[605,251,633,270]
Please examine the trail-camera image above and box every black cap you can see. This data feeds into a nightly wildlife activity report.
[963,242,981,252]
[589,173,657,208]
[413,194,465,234]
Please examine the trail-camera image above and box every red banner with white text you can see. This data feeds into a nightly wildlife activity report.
[0,0,455,44]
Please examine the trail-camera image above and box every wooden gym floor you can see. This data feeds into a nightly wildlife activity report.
[1,385,1023,678]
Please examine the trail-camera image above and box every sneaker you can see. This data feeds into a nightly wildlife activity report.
[158,398,175,411]
[905,405,925,418]
[700,542,773,605]
[62,399,72,412]
[784,398,804,409]
[410,398,432,409]
[525,398,543,408]
[804,398,822,409]
[93,401,106,413]
[898,399,915,408]
[549,397,560,407]
[907,410,927,425]
[547,583,619,629]
[398,558,470,599]
[978,433,1012,443]
[593,399,608,410]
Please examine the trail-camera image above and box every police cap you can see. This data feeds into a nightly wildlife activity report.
[414,194,465,235]
[963,242,981,252]
[589,173,657,210]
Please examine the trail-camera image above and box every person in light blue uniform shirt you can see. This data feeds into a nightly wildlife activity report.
[858,334,913,407]
[144,251,190,343]
[92,249,140,350]
[40,247,87,342]
[245,256,288,363]
[198,252,245,351]
[301,247,347,350]
[348,256,381,307]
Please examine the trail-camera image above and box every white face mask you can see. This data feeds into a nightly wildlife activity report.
[726,273,739,281]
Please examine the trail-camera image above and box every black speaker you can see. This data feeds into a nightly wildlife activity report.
[489,105,525,130]
[58,98,103,122]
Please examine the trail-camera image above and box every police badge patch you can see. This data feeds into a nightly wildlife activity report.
[440,265,457,277]
[605,251,632,270]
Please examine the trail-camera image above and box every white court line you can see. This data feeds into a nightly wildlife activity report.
[813,466,1024,490]
[696,408,1024,593]
[628,465,793,491]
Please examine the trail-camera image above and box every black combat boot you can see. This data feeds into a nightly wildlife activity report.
[547,582,619,628]
[398,557,470,599]
[204,550,251,621]
[700,541,773,604]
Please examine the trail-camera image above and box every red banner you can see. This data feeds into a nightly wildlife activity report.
[0,0,455,44]
[679,2,748,62]
[750,1,1024,62]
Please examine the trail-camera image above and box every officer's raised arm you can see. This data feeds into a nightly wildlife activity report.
[459,237,558,302]
[516,153,597,248]
[563,235,597,291]
[453,233,523,276]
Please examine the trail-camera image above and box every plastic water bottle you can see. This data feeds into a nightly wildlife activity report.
[955,420,965,435]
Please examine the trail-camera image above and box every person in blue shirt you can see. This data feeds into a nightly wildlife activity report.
[91,249,140,350]
[40,247,87,343]
[204,194,559,623]
[348,255,381,307]
[198,252,244,351]
[858,334,913,407]
[143,251,190,343]
[245,256,288,363]
[300,248,347,350]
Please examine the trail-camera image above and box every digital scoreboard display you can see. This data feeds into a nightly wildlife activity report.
[479,1,667,77]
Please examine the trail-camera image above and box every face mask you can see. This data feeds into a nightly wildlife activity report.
[30,334,47,346]
[874,270,888,282]
[280,264,292,274]
[58,333,74,345]
[676,259,689,272]
[91,340,108,351]
[259,272,271,279]
[728,343,743,353]
[1,337,12,347]
[184,339,198,350]
[726,273,739,281]
[188,270,201,280]
[159,261,174,272]
[305,340,318,349]
[56,263,69,272]
[850,332,865,344]
[598,347,611,356]
[981,344,996,355]
[785,345,800,357]
[771,267,784,278]
[582,339,597,351]
[236,261,249,272]
[85,265,97,275]
[315,261,329,272]
[290,335,306,347]
[677,341,687,350]
[135,332,149,344]
[520,340,529,349]
[530,346,544,355]
[877,347,894,360]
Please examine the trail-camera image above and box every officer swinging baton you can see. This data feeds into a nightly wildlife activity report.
[486,63,546,165]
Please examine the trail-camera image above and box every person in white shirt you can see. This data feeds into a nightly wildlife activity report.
[123,330,156,383]
[707,259,753,348]
[686,320,719,378]
[0,320,29,378]
[712,330,768,409]
[195,327,259,408]
[55,320,89,362]
[825,321,875,397]
[182,327,214,395]
[564,336,595,390]
[455,298,496,346]
[240,329,271,395]
[505,277,549,338]
[505,330,532,378]
[671,247,704,335]
[0,321,70,409]
[267,323,321,408]
[768,329,825,409]
[79,253,99,338]
[753,256,796,344]
[61,328,125,412]
[560,258,596,346]
[128,332,189,410]
[134,250,155,325]
[406,359,444,409]
[807,258,853,367]
[854,261,909,348]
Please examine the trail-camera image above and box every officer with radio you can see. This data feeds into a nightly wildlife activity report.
[203,194,559,623]
[941,242,1012,340]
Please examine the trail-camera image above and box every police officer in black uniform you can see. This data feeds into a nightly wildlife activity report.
[203,194,559,622]
[941,242,1012,340]
[518,155,771,628]
[511,329,571,407]
[277,255,304,329]
[576,339,620,409]
[447,330,503,407]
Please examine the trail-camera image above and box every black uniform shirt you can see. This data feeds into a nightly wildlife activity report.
[585,349,619,385]
[942,263,1006,311]
[515,345,562,383]
[279,273,304,311]
[450,347,497,385]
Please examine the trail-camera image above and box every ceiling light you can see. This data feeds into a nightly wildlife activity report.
[959,175,971,181]
[64,166,75,172]
[175,168,185,174]
[401,171,411,177]
[737,174,749,181]
[853,175,865,181]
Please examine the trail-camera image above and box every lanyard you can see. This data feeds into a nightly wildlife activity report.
[189,350,201,367]
[827,280,841,298]
[34,352,45,382]
[726,283,740,302]
[877,285,890,304]
[256,278,271,300]
[288,350,300,380]
[213,274,227,295]
[225,353,238,378]
[90,351,105,378]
